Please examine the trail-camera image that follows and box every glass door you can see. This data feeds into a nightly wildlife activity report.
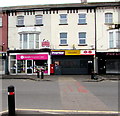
[27,60,33,74]
[17,60,26,74]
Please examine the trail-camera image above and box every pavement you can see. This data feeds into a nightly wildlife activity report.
[0,74,119,82]
[1,74,119,116]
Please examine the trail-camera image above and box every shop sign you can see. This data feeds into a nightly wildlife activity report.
[16,54,48,60]
[106,52,120,56]
[65,50,80,55]
[51,51,65,55]
[80,50,95,55]
[42,40,50,47]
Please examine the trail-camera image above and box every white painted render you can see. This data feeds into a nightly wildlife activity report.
[8,5,119,52]
[96,7,119,52]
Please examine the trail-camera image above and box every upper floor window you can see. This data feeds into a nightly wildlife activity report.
[78,14,86,24]
[60,32,67,45]
[20,33,40,49]
[17,16,24,26]
[60,14,67,24]
[0,17,2,27]
[79,32,86,45]
[105,13,113,24]
[35,15,43,25]
[109,32,114,48]
[109,30,120,49]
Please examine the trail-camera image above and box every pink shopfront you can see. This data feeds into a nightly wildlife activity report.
[9,53,50,75]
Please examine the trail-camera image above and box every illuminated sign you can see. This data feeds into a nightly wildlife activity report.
[80,50,95,55]
[51,51,65,55]
[65,50,80,55]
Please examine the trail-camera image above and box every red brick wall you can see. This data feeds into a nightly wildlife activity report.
[0,13,8,52]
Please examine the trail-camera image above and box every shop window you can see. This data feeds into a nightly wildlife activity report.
[19,33,40,49]
[78,14,86,24]
[106,59,120,74]
[10,55,16,74]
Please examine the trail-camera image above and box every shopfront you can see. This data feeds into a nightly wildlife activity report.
[8,51,51,75]
[51,50,95,75]
[97,52,120,74]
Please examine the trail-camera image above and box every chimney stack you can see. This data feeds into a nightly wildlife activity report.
[81,0,87,3]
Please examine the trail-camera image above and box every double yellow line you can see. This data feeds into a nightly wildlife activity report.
[0,109,119,114]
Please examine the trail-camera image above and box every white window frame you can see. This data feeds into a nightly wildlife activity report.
[108,29,120,49]
[60,14,67,24]
[0,17,2,27]
[19,33,40,49]
[105,13,113,24]
[79,32,86,45]
[78,14,86,24]
[60,32,67,45]
[35,15,43,25]
[17,16,24,25]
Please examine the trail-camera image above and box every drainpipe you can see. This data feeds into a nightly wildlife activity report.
[94,8,97,74]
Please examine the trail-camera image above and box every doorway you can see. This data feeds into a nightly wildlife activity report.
[27,60,33,74]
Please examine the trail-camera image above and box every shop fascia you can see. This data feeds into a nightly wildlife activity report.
[51,50,95,55]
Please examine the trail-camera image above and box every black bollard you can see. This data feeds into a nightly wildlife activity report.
[8,85,15,116]
[91,71,95,79]
[37,71,40,78]
[41,70,44,79]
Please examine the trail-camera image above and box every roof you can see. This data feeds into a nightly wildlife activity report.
[1,2,120,11]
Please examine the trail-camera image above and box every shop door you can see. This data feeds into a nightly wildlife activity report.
[27,60,33,74]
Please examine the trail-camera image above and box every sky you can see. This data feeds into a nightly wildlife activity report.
[0,0,116,7]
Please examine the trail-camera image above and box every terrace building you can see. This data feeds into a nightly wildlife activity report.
[2,1,120,75]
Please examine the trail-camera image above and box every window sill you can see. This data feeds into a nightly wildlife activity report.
[59,24,68,25]
[16,25,25,27]
[108,47,120,49]
[78,23,87,25]
[34,24,44,26]
[104,23,114,25]
[59,44,68,46]
[78,44,87,46]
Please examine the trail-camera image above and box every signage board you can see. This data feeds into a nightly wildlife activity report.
[106,52,120,56]
[42,41,50,47]
[51,51,65,55]
[80,50,95,55]
[65,50,80,55]
[16,54,48,60]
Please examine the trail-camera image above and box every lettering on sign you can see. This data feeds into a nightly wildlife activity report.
[51,51,65,55]
[106,52,120,56]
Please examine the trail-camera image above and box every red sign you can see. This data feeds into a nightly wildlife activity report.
[80,50,95,55]
[42,41,50,47]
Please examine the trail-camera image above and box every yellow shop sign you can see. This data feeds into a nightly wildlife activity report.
[65,50,80,55]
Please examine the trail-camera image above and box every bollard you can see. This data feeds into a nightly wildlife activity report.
[37,71,40,78]
[8,85,15,116]
[91,72,94,79]
[41,70,44,79]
